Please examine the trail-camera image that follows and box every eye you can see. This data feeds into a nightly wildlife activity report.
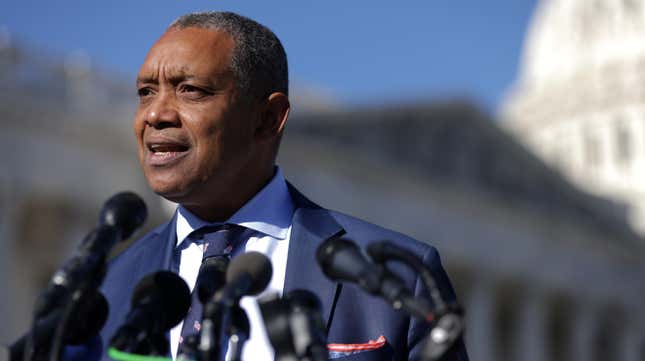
[182,84,200,92]
[178,84,211,99]
[137,87,154,98]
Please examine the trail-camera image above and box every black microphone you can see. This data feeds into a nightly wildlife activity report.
[6,290,108,361]
[285,290,328,361]
[366,241,447,313]
[35,192,147,318]
[365,241,464,360]
[218,251,273,304]
[175,256,230,361]
[196,256,229,304]
[317,238,434,321]
[198,252,272,361]
[316,238,382,293]
[260,290,328,361]
[110,271,190,355]
[421,313,464,361]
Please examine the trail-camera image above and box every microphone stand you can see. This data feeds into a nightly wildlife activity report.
[48,247,109,361]
[198,293,238,361]
[48,288,83,361]
[226,306,249,361]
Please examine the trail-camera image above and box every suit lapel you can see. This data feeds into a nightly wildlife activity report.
[284,184,345,330]
[100,215,177,358]
[130,213,178,281]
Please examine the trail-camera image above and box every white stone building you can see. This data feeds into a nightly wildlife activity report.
[501,0,645,234]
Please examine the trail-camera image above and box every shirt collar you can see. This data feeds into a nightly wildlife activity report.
[175,167,294,247]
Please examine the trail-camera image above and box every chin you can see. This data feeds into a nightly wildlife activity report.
[147,178,191,203]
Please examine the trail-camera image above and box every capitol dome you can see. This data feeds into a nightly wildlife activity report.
[501,0,645,235]
[517,0,645,93]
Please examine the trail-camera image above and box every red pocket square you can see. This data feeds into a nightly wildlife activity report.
[327,335,387,353]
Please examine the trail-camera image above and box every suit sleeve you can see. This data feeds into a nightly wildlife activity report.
[407,246,469,361]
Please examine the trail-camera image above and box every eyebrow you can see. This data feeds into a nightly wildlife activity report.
[136,66,195,85]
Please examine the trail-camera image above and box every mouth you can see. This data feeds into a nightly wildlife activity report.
[145,139,190,166]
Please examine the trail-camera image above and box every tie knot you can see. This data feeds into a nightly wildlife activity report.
[191,224,245,259]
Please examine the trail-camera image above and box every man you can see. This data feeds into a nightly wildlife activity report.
[96,11,468,361]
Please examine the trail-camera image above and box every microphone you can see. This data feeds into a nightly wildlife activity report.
[198,252,272,361]
[421,313,464,361]
[365,241,464,360]
[35,192,147,318]
[175,256,230,360]
[6,291,108,361]
[196,256,230,304]
[216,251,273,304]
[110,271,190,355]
[366,241,446,313]
[316,238,434,321]
[285,290,328,361]
[316,238,382,293]
[260,290,328,361]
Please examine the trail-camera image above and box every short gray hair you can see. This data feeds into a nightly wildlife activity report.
[169,11,288,100]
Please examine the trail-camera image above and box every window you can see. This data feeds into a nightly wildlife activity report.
[615,124,631,166]
[585,134,601,168]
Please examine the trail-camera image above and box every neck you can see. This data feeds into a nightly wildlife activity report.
[182,165,276,222]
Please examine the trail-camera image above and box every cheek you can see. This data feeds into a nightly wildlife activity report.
[133,112,146,143]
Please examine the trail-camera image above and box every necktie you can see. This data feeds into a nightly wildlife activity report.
[178,224,246,350]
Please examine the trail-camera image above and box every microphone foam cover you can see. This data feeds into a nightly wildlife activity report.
[197,256,229,304]
[316,237,370,283]
[226,252,272,296]
[66,291,109,344]
[99,192,147,239]
[285,289,322,312]
[131,271,191,330]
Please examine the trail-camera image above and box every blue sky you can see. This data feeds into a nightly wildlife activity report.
[2,0,537,112]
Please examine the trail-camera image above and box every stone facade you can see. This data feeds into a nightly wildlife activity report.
[501,0,645,235]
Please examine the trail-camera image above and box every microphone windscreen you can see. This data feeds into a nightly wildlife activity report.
[197,256,229,304]
[316,238,372,283]
[66,291,109,344]
[285,289,322,313]
[131,271,191,330]
[99,192,147,239]
[226,252,272,296]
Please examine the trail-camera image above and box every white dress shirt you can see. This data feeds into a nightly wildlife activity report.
[170,168,295,360]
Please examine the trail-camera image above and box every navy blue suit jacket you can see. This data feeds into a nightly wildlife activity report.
[91,185,468,361]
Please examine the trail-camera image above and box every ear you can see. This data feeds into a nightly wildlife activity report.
[255,92,290,142]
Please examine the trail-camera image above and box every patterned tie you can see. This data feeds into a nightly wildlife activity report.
[178,224,246,349]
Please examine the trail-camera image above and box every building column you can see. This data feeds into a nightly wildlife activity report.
[513,288,548,361]
[464,277,497,361]
[570,302,595,361]
[617,316,643,361]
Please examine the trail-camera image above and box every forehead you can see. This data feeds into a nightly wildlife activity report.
[138,27,236,80]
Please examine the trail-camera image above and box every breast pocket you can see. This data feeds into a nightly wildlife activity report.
[328,335,393,360]
[329,346,393,360]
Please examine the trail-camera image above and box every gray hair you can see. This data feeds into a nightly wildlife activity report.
[169,11,288,100]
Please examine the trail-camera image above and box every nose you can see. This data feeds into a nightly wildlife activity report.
[144,91,180,129]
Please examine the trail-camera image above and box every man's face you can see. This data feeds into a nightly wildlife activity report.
[134,27,261,206]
